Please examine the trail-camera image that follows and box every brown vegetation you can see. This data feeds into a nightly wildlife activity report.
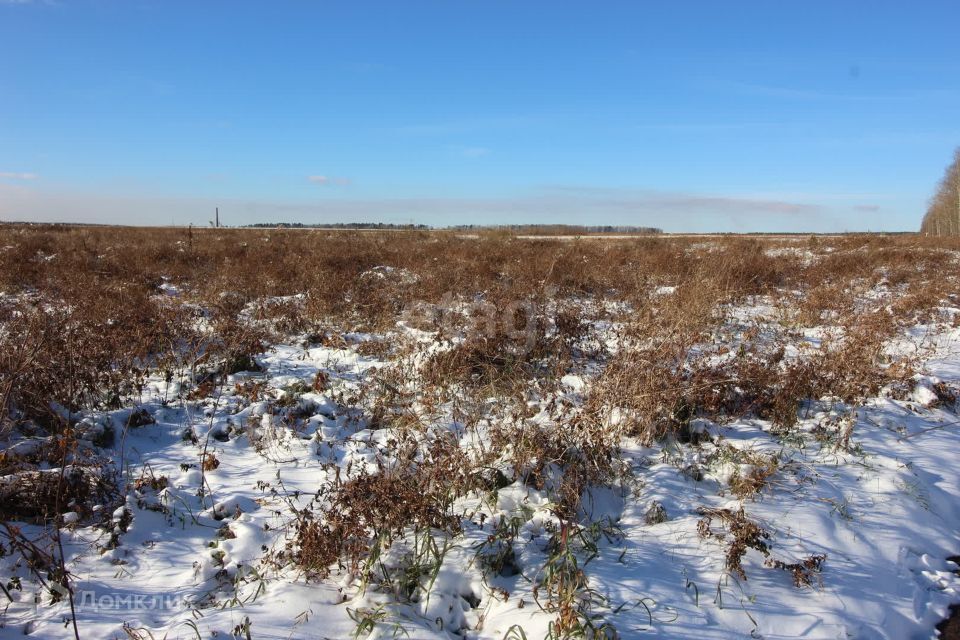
[1,224,959,636]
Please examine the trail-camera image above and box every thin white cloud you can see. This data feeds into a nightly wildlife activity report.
[459,146,491,158]
[393,115,544,137]
[4,175,922,234]
[307,175,351,186]
[541,186,820,215]
[724,81,959,103]
[344,61,386,73]
[0,0,57,5]
[0,172,39,180]
[0,184,844,233]
[632,121,787,134]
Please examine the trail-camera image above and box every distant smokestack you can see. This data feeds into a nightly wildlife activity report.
[215,207,220,228]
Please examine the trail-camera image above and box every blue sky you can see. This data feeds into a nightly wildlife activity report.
[1,1,958,231]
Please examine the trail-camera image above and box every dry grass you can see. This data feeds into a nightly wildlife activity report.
[1,224,959,635]
[295,434,471,579]
[1,225,955,503]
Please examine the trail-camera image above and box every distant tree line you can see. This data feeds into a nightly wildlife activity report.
[244,222,430,229]
[243,222,663,234]
[920,147,960,236]
[450,224,663,234]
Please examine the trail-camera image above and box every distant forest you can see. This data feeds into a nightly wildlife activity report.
[244,222,429,229]
[452,224,664,234]
[243,222,663,234]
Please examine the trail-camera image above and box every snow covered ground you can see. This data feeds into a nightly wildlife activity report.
[2,292,960,640]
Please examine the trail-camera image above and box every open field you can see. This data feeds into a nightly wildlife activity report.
[1,226,960,639]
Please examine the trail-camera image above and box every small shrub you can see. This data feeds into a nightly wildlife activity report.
[697,507,770,580]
